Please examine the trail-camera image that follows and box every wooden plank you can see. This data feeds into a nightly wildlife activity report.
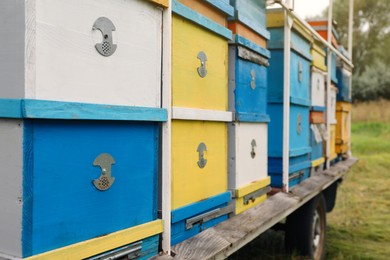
[172,107,233,122]
[155,158,358,259]
[178,0,227,27]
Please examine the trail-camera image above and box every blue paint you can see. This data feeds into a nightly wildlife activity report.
[172,0,232,40]
[267,29,312,61]
[269,168,310,188]
[311,106,326,112]
[205,0,234,17]
[132,235,159,260]
[267,49,311,106]
[230,47,269,122]
[325,50,338,84]
[0,99,167,122]
[336,67,352,102]
[171,192,231,245]
[22,120,160,255]
[310,125,323,162]
[267,104,310,157]
[229,0,270,40]
[234,35,271,58]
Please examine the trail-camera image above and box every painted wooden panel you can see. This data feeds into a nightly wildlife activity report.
[230,0,269,39]
[268,154,311,188]
[310,111,325,124]
[329,85,338,124]
[307,19,339,48]
[178,0,228,27]
[0,119,23,258]
[11,0,162,107]
[329,124,337,160]
[172,15,229,111]
[267,29,312,106]
[310,124,324,162]
[311,41,327,72]
[234,178,270,215]
[268,104,311,157]
[311,70,326,108]
[336,102,351,148]
[228,21,267,47]
[171,192,230,245]
[228,122,268,189]
[23,120,159,256]
[228,46,269,120]
[336,66,352,102]
[171,120,227,210]
[325,50,339,84]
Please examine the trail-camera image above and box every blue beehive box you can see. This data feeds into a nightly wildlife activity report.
[267,9,312,188]
[228,38,271,122]
[336,46,352,102]
[310,124,325,166]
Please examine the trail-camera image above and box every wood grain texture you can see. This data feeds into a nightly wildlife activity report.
[178,0,227,26]
[172,15,228,110]
[154,158,358,260]
[32,0,162,107]
[171,120,227,210]
[0,120,23,258]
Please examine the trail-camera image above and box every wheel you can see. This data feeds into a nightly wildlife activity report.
[285,194,327,260]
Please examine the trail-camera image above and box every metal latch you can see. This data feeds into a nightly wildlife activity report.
[185,204,234,230]
[297,113,302,135]
[250,69,256,90]
[85,241,142,260]
[243,186,271,205]
[250,139,257,159]
[197,51,208,78]
[92,17,117,57]
[289,171,305,182]
[298,61,303,82]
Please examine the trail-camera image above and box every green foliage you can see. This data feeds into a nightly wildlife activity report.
[324,0,390,101]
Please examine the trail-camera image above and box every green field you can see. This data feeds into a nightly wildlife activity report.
[229,102,390,259]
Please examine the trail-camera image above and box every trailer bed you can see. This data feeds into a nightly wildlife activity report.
[155,158,358,260]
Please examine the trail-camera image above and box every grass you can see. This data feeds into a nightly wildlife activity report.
[229,100,390,259]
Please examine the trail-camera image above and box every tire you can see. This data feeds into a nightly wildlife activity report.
[285,194,327,260]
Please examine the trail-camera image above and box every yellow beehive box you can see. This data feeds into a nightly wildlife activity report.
[234,178,270,215]
[311,39,327,72]
[336,101,351,154]
[329,124,338,161]
[171,120,228,210]
[172,0,231,111]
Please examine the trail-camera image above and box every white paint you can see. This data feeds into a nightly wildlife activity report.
[0,120,23,258]
[172,107,233,122]
[228,122,268,190]
[28,0,162,107]
[311,69,326,107]
[161,0,172,254]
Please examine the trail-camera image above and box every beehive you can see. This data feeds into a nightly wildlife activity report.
[267,9,312,188]
[311,39,327,110]
[336,46,353,102]
[170,0,233,245]
[336,101,351,154]
[0,1,167,258]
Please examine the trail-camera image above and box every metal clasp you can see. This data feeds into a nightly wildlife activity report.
[243,186,271,205]
[250,139,257,159]
[185,204,234,230]
[92,17,117,57]
[297,113,302,135]
[197,51,208,78]
[197,142,207,168]
[298,61,303,82]
[250,69,256,90]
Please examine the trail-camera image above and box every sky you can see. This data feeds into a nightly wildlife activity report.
[293,0,329,19]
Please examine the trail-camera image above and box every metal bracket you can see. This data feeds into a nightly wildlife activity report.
[289,170,305,182]
[92,17,117,57]
[250,69,256,90]
[93,153,115,191]
[250,139,257,159]
[185,204,234,230]
[243,186,271,205]
[197,142,207,168]
[86,241,142,260]
[197,51,208,78]
[297,113,302,135]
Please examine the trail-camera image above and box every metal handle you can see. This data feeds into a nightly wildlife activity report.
[197,51,208,78]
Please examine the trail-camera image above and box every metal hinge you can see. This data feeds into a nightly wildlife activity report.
[243,186,271,205]
[85,241,142,260]
[185,204,234,230]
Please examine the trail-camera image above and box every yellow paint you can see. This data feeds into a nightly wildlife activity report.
[234,177,270,215]
[329,124,337,160]
[336,102,351,147]
[147,0,169,8]
[172,15,228,111]
[311,40,327,71]
[267,10,312,42]
[336,143,349,154]
[178,0,227,26]
[25,220,163,260]
[311,157,325,168]
[171,120,227,210]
